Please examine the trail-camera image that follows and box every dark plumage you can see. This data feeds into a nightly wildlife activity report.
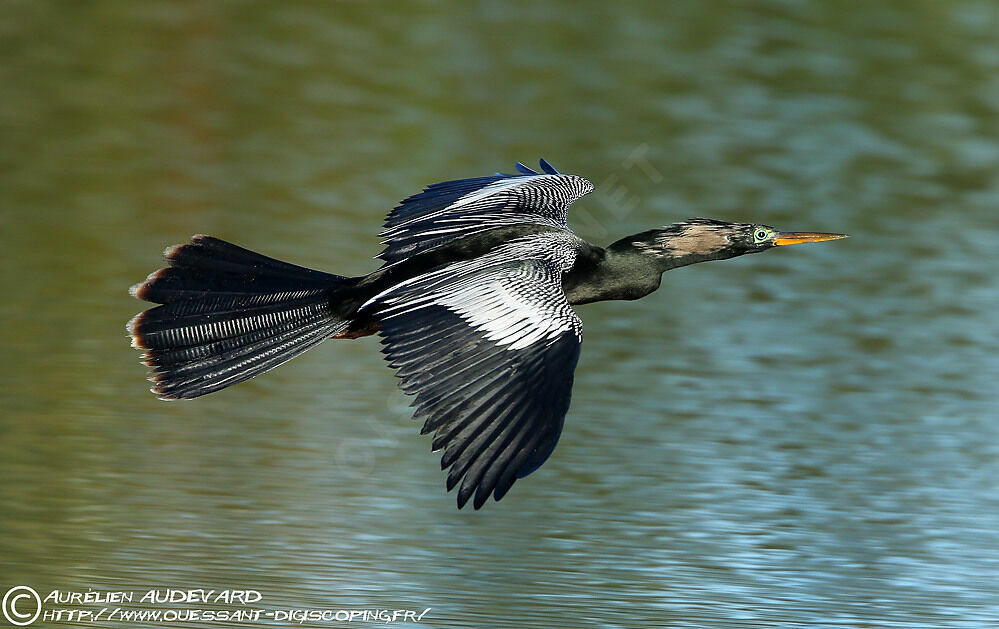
[128,160,846,509]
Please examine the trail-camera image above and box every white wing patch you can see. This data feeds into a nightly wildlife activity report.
[439,271,571,351]
[367,232,583,352]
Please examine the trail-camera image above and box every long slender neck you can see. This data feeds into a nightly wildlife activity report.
[562,231,736,305]
[613,228,737,271]
[562,238,665,305]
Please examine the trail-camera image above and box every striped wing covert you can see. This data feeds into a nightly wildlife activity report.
[378,160,593,264]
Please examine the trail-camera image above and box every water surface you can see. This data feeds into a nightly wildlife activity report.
[2,1,998,627]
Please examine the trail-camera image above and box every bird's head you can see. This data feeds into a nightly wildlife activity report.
[620,218,847,269]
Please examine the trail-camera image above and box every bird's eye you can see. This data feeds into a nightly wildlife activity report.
[754,229,770,243]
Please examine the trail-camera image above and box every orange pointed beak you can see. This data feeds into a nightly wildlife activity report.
[773,232,849,246]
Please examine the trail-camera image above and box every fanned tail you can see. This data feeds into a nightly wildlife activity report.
[128,235,354,400]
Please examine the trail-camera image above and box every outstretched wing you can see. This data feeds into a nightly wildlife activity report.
[378,159,594,264]
[364,232,584,509]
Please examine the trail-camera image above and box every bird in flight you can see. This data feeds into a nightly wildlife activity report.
[128,160,846,509]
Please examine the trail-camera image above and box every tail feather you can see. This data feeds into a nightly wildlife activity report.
[133,235,345,304]
[128,235,354,400]
[146,314,338,399]
[131,290,332,350]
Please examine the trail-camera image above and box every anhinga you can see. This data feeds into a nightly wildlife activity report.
[128,160,846,509]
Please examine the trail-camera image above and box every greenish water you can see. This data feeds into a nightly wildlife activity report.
[2,1,998,627]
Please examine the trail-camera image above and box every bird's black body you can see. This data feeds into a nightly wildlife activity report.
[129,160,845,509]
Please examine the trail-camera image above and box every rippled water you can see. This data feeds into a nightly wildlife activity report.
[2,1,998,627]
